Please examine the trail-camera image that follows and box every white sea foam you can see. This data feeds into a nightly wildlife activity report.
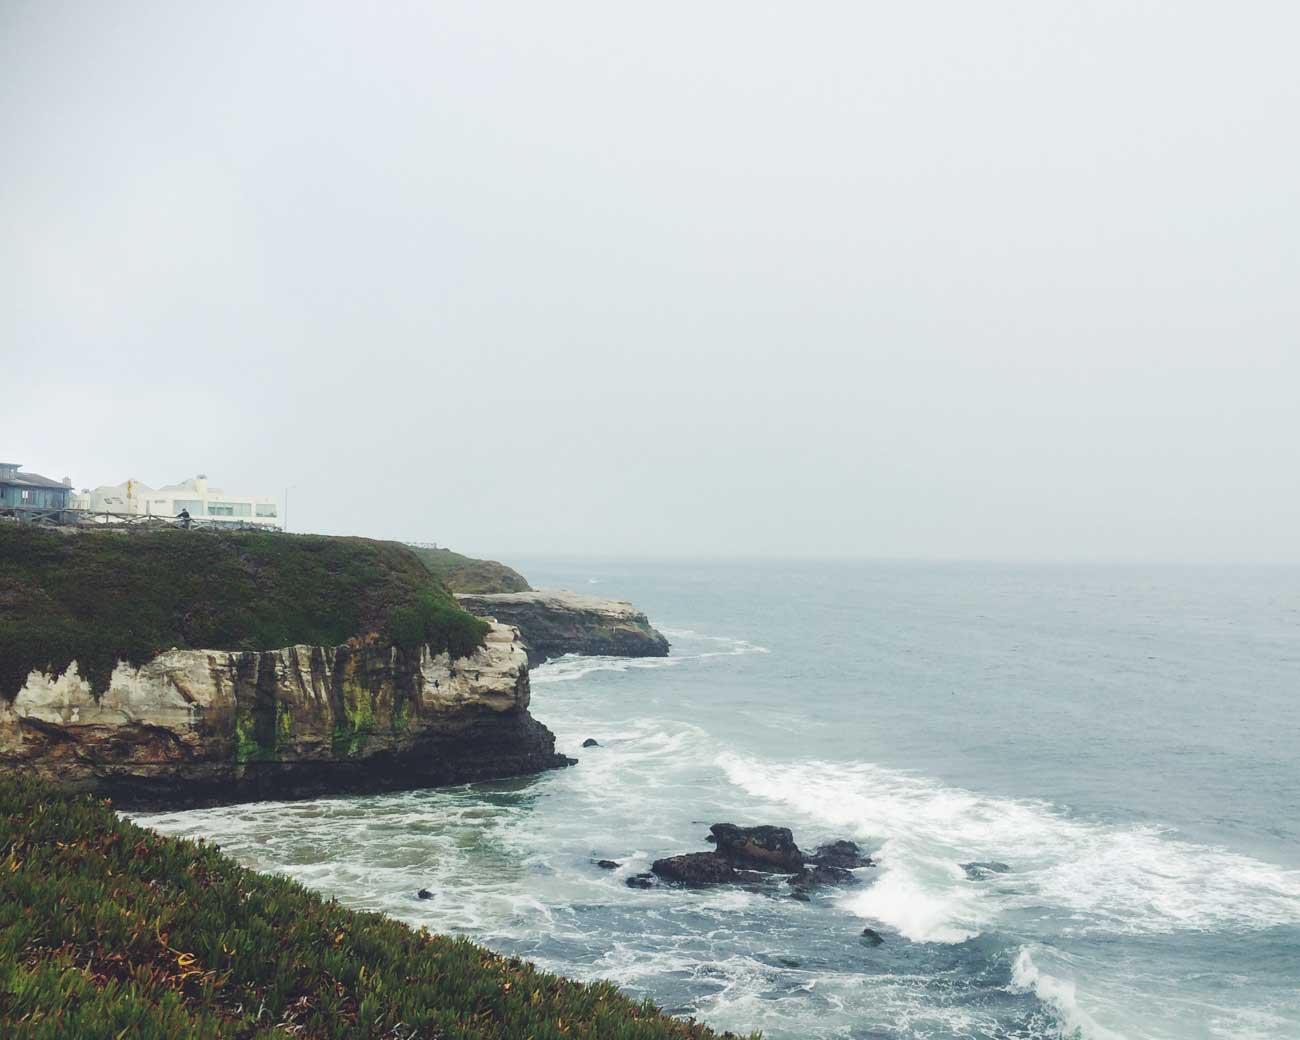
[717,753,1300,943]
[532,653,682,684]
[532,629,768,685]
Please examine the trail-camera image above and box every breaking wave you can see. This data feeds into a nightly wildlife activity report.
[716,753,1300,943]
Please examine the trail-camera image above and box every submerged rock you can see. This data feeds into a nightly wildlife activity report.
[582,738,600,748]
[709,824,805,872]
[417,888,433,900]
[455,589,670,666]
[595,859,621,870]
[859,928,885,946]
[810,840,874,869]
[650,852,737,887]
[625,873,656,889]
[961,861,1011,881]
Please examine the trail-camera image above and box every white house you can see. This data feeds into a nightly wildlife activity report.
[73,475,280,528]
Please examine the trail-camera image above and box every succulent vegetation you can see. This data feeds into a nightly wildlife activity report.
[0,774,752,1039]
[408,547,531,595]
[0,526,488,700]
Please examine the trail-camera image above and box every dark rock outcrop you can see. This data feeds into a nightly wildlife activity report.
[650,852,738,887]
[582,738,600,748]
[709,824,805,872]
[595,859,621,870]
[455,590,670,667]
[810,840,874,869]
[788,864,859,888]
[625,873,656,889]
[860,928,885,946]
[417,888,433,900]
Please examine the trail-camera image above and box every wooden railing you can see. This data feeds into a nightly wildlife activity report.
[0,505,280,532]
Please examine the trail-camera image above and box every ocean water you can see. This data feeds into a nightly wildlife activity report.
[137,560,1300,1039]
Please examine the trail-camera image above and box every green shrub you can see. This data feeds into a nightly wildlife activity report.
[0,774,753,1039]
[387,591,491,660]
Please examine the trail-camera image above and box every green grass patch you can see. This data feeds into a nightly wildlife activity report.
[0,527,489,701]
[0,774,752,1039]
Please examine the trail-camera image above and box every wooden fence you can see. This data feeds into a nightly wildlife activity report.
[0,505,280,533]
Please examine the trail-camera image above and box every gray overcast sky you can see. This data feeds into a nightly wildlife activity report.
[4,1,1298,561]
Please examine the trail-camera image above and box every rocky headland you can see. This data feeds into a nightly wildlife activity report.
[0,526,571,808]
[455,589,671,666]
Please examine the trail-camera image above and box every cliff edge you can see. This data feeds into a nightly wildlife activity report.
[456,589,671,666]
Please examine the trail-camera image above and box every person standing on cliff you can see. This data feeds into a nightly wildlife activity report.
[177,508,191,529]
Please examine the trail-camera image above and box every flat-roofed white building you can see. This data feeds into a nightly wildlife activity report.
[73,475,279,528]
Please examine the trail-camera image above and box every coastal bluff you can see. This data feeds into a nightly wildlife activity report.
[455,589,670,666]
[0,621,568,810]
[0,526,570,808]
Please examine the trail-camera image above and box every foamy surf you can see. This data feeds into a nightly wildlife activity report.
[532,629,769,685]
[1009,949,1127,1040]
[716,752,1300,941]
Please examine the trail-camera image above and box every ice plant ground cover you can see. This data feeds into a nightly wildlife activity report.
[0,774,754,1040]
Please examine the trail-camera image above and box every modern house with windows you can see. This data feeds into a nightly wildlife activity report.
[0,463,74,511]
[74,475,279,528]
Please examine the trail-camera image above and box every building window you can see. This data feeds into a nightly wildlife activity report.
[207,502,251,517]
[21,490,30,501]
[255,503,277,517]
[173,500,202,515]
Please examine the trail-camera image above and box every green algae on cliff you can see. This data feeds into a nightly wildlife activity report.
[0,526,487,700]
[0,773,753,1040]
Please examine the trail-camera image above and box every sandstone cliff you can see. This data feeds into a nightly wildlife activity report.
[455,590,670,666]
[0,622,569,809]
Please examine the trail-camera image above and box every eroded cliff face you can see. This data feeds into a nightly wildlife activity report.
[0,622,569,808]
[455,590,670,666]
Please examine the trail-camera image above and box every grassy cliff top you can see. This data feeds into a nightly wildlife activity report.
[410,547,531,595]
[0,526,487,700]
[0,774,751,1039]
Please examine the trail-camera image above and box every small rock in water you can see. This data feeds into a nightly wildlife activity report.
[810,840,874,869]
[961,861,1011,881]
[709,823,805,872]
[859,927,885,946]
[651,852,737,887]
[625,873,656,889]
[595,859,621,870]
[788,864,860,888]
[776,957,801,968]
[582,738,600,748]
[416,888,433,900]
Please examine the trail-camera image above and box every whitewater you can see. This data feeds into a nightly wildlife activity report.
[138,559,1300,1039]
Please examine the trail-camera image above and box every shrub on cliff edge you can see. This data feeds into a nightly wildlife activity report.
[0,774,752,1039]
